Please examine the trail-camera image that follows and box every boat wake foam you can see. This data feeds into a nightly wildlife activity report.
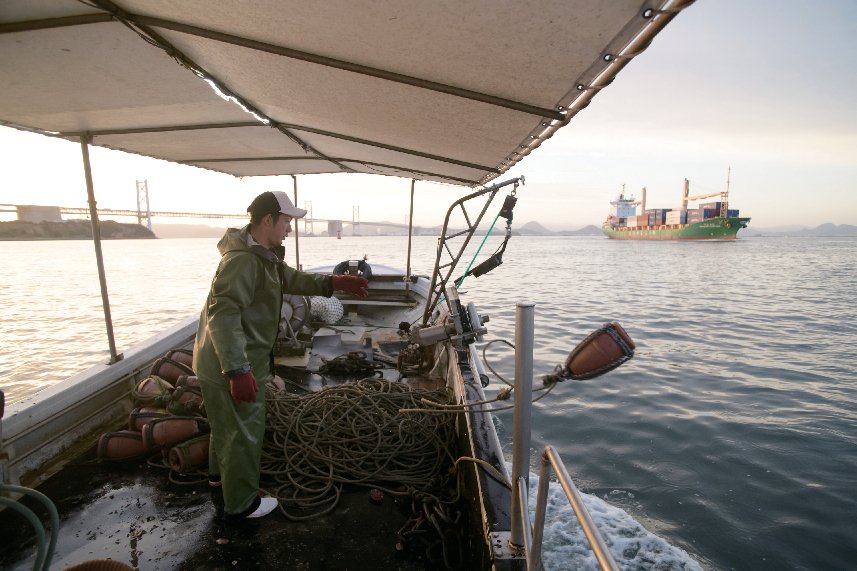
[513,468,704,571]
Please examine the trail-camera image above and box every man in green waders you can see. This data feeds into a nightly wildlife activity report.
[193,191,369,519]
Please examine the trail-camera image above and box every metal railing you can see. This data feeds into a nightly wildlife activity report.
[510,301,620,571]
[516,447,620,571]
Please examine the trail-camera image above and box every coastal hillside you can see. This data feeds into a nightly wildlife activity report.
[0,220,156,240]
[743,223,857,237]
[518,221,603,236]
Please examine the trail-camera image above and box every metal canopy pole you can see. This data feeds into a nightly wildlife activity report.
[510,301,535,548]
[292,175,300,269]
[80,135,123,364]
[405,179,415,297]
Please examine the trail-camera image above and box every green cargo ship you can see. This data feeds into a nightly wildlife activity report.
[602,217,751,240]
[602,173,751,240]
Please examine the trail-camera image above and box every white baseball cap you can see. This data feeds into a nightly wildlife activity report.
[247,191,307,220]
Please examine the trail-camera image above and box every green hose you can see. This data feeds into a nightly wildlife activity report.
[0,496,46,571]
[0,484,59,571]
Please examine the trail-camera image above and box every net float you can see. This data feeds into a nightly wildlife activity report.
[168,435,210,473]
[97,430,148,460]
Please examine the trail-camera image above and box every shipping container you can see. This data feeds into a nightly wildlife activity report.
[700,202,722,210]
[644,209,670,217]
[727,209,739,217]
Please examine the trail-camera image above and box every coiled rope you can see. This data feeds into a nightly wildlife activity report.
[260,378,458,521]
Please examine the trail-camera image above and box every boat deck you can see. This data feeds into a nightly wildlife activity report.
[0,302,468,571]
[0,364,452,571]
[0,444,437,570]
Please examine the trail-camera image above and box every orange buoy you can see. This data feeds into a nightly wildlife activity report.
[168,435,210,473]
[168,377,205,417]
[165,349,194,368]
[133,376,174,407]
[142,417,209,450]
[149,357,194,383]
[176,375,200,388]
[562,321,635,380]
[128,406,170,431]
[97,430,148,460]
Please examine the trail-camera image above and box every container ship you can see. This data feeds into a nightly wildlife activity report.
[602,173,751,240]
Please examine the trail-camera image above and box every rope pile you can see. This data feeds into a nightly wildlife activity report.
[261,378,457,521]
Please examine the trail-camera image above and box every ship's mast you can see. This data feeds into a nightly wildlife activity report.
[722,167,730,218]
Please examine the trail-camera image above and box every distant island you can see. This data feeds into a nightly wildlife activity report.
[149,221,605,238]
[740,223,857,237]
[516,221,603,236]
[0,220,156,240]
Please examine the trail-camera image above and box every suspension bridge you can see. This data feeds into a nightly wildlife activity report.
[0,204,431,236]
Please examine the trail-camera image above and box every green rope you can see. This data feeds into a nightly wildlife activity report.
[435,211,507,308]
[459,212,502,290]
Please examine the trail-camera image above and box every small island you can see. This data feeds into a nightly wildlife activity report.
[0,219,156,241]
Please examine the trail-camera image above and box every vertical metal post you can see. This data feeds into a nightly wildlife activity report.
[304,200,314,236]
[510,301,535,548]
[136,181,142,226]
[80,136,122,364]
[145,180,152,231]
[292,175,299,269]
[352,205,361,236]
[135,179,152,230]
[405,179,415,297]
[530,453,553,571]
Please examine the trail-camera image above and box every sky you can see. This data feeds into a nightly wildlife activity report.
[1,0,855,231]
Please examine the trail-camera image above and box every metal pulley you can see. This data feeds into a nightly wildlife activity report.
[279,295,311,345]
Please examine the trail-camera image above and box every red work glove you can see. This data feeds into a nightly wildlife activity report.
[230,371,258,404]
[332,275,369,298]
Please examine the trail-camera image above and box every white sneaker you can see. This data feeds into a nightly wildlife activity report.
[246,497,278,519]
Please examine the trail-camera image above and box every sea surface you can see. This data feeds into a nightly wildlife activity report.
[2,235,856,571]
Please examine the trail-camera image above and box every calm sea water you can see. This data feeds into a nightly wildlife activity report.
[2,235,856,571]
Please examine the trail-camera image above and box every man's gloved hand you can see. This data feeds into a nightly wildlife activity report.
[332,275,369,298]
[230,371,258,403]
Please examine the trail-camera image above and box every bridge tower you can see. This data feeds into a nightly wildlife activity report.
[304,201,314,236]
[353,205,361,236]
[136,180,152,230]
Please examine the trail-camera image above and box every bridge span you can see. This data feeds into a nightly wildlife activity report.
[1,204,427,235]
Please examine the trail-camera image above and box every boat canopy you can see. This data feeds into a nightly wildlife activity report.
[0,0,692,187]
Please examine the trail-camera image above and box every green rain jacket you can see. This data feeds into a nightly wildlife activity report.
[193,226,331,384]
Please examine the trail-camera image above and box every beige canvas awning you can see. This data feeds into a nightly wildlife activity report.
[0,0,694,186]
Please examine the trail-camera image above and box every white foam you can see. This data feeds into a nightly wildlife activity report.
[517,470,703,571]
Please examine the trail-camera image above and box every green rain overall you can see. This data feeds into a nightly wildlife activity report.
[193,227,331,516]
